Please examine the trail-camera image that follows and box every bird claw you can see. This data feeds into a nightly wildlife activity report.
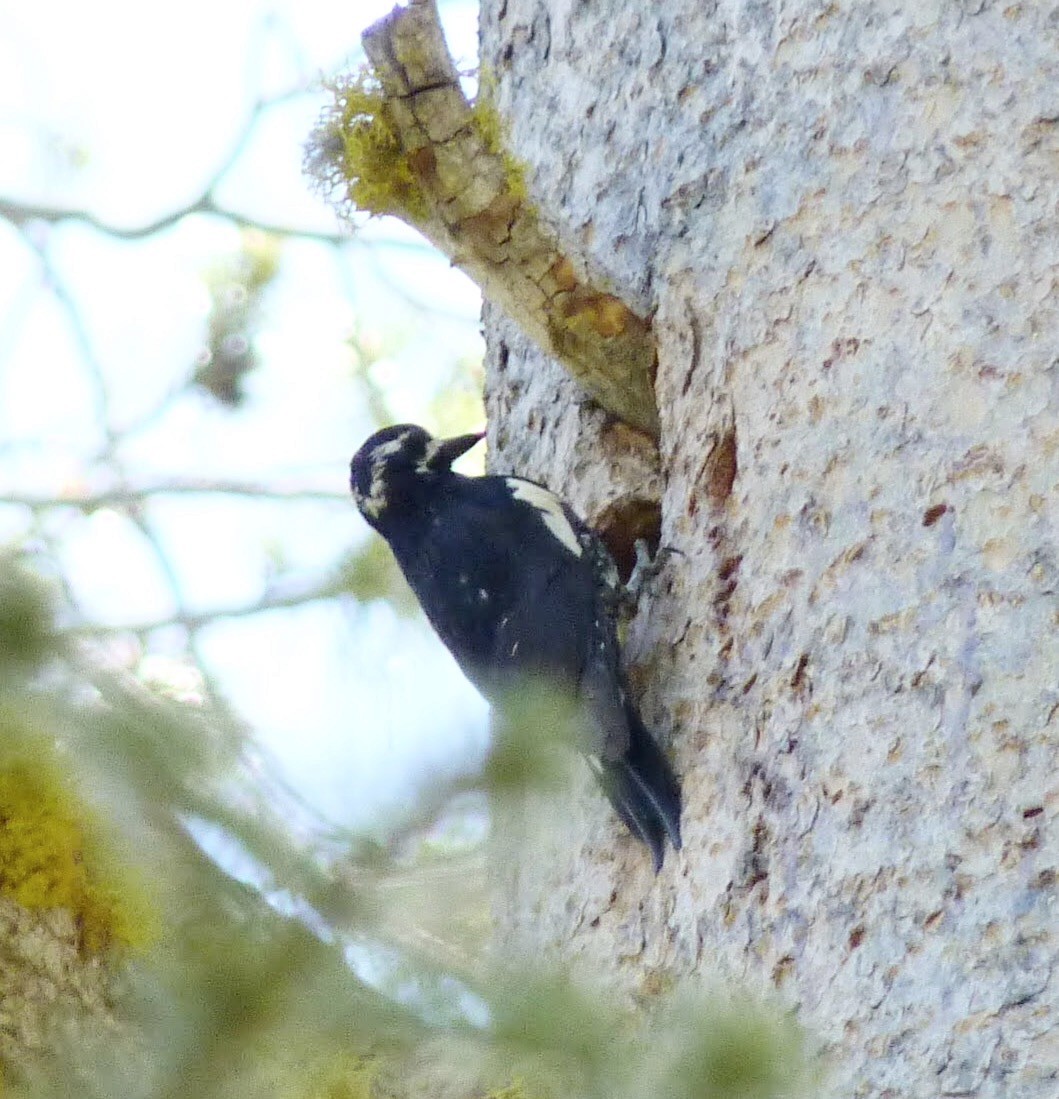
[624,539,683,606]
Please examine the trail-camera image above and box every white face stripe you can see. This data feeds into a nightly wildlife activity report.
[417,437,444,473]
[371,430,417,463]
[506,478,583,557]
[359,482,386,516]
[354,429,421,517]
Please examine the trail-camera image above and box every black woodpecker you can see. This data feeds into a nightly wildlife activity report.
[349,424,682,870]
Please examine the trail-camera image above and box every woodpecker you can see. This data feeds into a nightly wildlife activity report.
[349,424,682,870]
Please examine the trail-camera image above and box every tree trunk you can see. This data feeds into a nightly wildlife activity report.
[481,3,1059,1095]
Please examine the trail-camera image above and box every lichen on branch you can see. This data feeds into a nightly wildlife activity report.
[309,69,431,222]
[0,732,155,956]
[305,0,660,438]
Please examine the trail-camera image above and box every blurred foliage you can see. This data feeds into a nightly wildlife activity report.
[427,354,486,452]
[348,324,399,429]
[336,536,419,616]
[347,331,485,463]
[482,682,581,797]
[0,558,57,676]
[650,998,808,1099]
[0,557,810,1099]
[299,1053,379,1099]
[193,230,282,407]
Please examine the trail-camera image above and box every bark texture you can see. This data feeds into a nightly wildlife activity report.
[482,3,1059,1096]
[0,898,117,1078]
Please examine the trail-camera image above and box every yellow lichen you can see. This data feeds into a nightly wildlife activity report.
[471,96,528,204]
[312,69,429,221]
[0,747,156,955]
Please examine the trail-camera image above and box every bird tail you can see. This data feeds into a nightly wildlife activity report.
[598,704,682,873]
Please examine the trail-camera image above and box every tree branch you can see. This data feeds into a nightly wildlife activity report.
[307,0,660,438]
[0,194,350,247]
[0,480,349,511]
[67,583,351,637]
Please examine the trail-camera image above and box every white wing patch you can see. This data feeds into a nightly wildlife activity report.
[506,478,583,557]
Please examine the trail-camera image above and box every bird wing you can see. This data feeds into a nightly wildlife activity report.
[399,473,632,759]
[489,528,632,761]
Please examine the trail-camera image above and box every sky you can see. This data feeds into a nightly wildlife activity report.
[0,0,492,834]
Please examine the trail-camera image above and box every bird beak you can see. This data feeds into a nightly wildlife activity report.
[424,431,485,471]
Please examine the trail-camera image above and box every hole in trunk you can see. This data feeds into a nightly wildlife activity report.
[595,497,662,582]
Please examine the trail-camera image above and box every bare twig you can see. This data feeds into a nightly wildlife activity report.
[0,82,434,254]
[67,582,351,637]
[0,193,348,246]
[25,235,117,446]
[1,480,349,511]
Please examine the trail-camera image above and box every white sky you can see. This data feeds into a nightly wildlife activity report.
[0,0,492,832]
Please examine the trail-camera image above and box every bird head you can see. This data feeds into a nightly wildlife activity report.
[349,424,483,522]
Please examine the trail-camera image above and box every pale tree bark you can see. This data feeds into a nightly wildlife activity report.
[482,3,1059,1097]
[0,899,118,1077]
